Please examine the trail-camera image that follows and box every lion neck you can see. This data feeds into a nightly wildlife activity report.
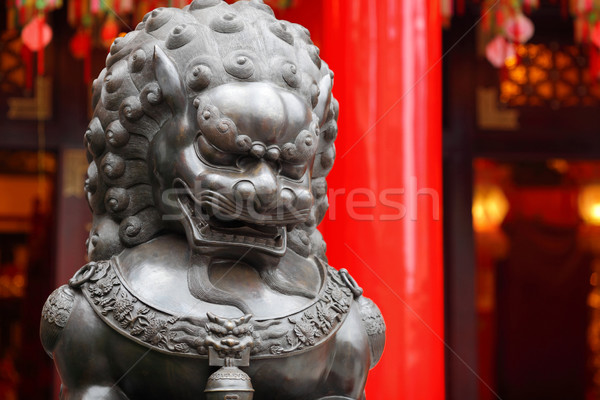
[115,234,323,319]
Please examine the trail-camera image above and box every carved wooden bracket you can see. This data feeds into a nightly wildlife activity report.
[477,87,519,130]
[62,149,88,199]
[7,76,52,120]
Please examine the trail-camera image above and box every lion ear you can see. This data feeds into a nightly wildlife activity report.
[153,45,187,114]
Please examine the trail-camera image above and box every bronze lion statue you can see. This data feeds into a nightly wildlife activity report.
[40,1,385,398]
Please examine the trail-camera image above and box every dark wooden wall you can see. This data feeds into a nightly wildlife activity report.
[443,13,479,400]
[0,6,96,399]
[443,3,600,400]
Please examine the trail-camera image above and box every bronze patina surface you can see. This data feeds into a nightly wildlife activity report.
[41,1,385,398]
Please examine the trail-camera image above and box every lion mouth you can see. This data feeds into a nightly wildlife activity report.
[175,181,287,256]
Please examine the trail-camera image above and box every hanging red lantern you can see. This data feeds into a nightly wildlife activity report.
[486,35,516,68]
[69,28,93,82]
[69,29,91,59]
[504,14,535,43]
[100,18,120,49]
[21,15,53,52]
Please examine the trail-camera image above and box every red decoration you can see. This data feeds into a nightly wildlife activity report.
[486,35,516,68]
[70,29,93,82]
[7,0,298,84]
[21,16,52,52]
[101,18,120,48]
[505,14,535,43]
[20,45,34,90]
[479,1,539,68]
[69,30,91,59]
[590,46,600,81]
[592,22,600,48]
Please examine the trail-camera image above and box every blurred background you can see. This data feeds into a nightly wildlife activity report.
[2,0,600,399]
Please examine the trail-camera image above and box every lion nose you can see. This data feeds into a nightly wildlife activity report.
[234,160,278,211]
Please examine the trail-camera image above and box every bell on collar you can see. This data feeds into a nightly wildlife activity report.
[204,358,254,400]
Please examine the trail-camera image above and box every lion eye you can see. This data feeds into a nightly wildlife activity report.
[196,134,238,168]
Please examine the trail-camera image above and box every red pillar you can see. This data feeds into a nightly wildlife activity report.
[321,1,444,399]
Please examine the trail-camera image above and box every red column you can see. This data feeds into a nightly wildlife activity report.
[321,1,444,399]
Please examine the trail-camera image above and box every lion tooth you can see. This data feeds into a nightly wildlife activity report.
[255,238,266,245]
[223,234,233,240]
[246,237,255,244]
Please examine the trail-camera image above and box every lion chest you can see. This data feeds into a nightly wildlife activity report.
[116,236,321,319]
[74,238,356,362]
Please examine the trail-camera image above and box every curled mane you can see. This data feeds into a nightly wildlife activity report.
[84,0,338,262]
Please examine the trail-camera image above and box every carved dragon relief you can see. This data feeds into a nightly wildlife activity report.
[66,259,355,359]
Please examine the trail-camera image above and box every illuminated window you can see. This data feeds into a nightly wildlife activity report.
[500,43,599,108]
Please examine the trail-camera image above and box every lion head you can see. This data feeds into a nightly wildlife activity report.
[83,0,338,271]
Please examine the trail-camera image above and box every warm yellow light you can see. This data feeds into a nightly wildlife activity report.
[505,55,518,69]
[472,184,509,232]
[12,274,25,289]
[548,158,569,174]
[579,184,600,226]
[592,204,600,220]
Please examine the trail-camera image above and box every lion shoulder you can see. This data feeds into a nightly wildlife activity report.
[40,285,77,357]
